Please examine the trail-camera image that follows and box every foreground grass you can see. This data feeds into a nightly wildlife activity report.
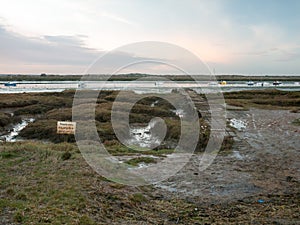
[0,141,299,224]
[0,142,211,224]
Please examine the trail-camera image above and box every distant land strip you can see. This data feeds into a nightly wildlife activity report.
[0,74,300,81]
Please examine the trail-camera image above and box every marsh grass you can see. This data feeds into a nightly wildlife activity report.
[0,112,22,133]
[0,134,298,224]
[0,89,299,223]
[224,90,300,110]
[105,142,175,156]
[0,141,225,224]
[292,118,300,126]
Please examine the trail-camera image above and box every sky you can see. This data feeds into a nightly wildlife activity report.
[0,0,299,75]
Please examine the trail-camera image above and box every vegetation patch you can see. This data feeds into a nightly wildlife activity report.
[14,104,53,115]
[0,151,18,159]
[61,151,72,160]
[19,119,75,143]
[292,118,300,126]
[0,112,21,131]
[0,138,299,224]
[224,90,300,110]
[125,157,157,166]
[220,135,235,153]
[130,193,148,203]
[0,88,299,224]
[0,141,228,224]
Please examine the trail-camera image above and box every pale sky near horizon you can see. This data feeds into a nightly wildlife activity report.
[0,0,299,75]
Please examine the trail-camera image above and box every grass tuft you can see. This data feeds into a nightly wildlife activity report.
[130,193,147,203]
[292,118,300,126]
[125,157,157,166]
[13,211,24,223]
[61,151,72,161]
[0,152,18,159]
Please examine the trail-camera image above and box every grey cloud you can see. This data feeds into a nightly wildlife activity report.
[0,25,156,73]
[0,26,100,65]
[0,26,218,74]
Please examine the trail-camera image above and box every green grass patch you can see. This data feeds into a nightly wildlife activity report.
[106,143,174,156]
[0,151,19,159]
[0,141,199,224]
[125,157,157,166]
[292,118,300,126]
[130,193,147,203]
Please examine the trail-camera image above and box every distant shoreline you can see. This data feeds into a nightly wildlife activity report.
[0,74,300,81]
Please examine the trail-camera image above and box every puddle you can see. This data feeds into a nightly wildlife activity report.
[171,109,185,118]
[232,150,244,160]
[150,100,159,107]
[1,118,35,142]
[128,119,163,148]
[229,118,247,131]
[127,162,149,170]
[129,128,160,149]
[137,162,148,169]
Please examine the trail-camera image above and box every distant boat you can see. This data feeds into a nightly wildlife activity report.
[273,81,282,86]
[247,81,255,86]
[219,81,227,85]
[4,82,17,87]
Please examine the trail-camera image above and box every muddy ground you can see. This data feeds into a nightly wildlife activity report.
[145,108,300,224]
